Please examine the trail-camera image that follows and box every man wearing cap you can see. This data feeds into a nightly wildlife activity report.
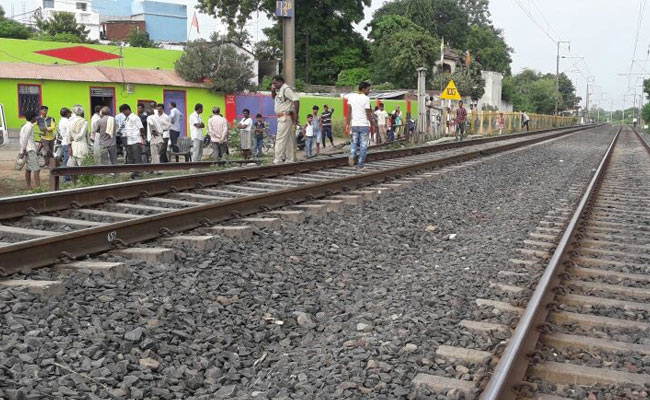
[271,75,300,164]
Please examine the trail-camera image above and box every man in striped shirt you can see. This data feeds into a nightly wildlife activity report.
[320,105,334,147]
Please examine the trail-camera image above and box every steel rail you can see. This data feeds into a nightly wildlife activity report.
[479,126,622,400]
[0,126,588,276]
[631,126,650,155]
[0,125,591,220]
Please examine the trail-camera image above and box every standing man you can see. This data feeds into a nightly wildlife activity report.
[119,104,145,178]
[271,75,300,164]
[36,105,56,167]
[96,106,117,166]
[345,81,376,170]
[20,111,40,189]
[237,109,253,159]
[374,103,388,144]
[114,107,126,159]
[58,107,71,179]
[147,105,165,165]
[168,102,183,161]
[455,100,467,140]
[320,104,334,148]
[156,104,171,163]
[208,107,229,160]
[190,103,205,162]
[91,105,102,163]
[67,105,89,167]
[311,106,321,155]
[522,111,531,131]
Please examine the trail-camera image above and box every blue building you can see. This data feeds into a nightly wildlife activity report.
[93,0,187,43]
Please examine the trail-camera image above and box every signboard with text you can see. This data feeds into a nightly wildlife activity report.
[440,80,462,101]
[275,0,294,17]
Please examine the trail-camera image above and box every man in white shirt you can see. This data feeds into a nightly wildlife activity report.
[156,104,172,163]
[208,107,229,160]
[237,109,253,159]
[67,105,90,167]
[91,105,102,163]
[58,107,71,176]
[374,103,388,144]
[146,105,167,165]
[345,81,376,170]
[19,110,40,189]
[168,102,183,160]
[119,103,145,178]
[190,103,205,162]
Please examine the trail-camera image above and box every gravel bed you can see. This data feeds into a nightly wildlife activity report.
[527,376,650,399]
[535,343,650,374]
[0,126,615,400]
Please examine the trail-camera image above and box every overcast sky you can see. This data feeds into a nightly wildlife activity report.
[3,0,648,110]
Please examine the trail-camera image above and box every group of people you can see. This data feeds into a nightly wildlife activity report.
[442,101,532,140]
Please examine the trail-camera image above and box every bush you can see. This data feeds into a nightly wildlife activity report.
[336,67,371,87]
[373,81,395,90]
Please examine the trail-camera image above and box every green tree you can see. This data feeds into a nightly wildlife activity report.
[369,15,439,89]
[175,33,256,93]
[198,0,370,85]
[642,102,650,123]
[35,11,89,42]
[336,67,371,87]
[465,25,512,74]
[643,77,650,99]
[458,0,491,26]
[127,28,156,48]
[0,6,33,39]
[372,0,469,48]
[503,69,579,114]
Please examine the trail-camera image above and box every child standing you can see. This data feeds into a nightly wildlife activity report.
[253,113,266,157]
[497,112,505,135]
[311,106,321,155]
[304,114,315,158]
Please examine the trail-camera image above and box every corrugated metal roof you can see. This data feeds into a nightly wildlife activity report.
[0,63,204,88]
[369,90,411,99]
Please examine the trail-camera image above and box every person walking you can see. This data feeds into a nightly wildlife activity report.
[304,114,315,158]
[320,104,334,148]
[522,111,530,131]
[208,107,229,160]
[155,104,171,163]
[67,105,89,167]
[272,75,300,164]
[346,81,376,170]
[237,109,253,159]
[96,106,117,166]
[119,104,145,178]
[190,103,205,162]
[455,101,467,140]
[374,103,388,144]
[168,102,183,161]
[497,112,505,135]
[19,111,40,190]
[253,113,266,158]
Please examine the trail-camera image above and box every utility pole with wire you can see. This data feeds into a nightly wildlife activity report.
[554,41,570,124]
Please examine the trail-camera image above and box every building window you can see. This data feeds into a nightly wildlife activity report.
[18,84,41,118]
[43,0,54,8]
[76,2,87,11]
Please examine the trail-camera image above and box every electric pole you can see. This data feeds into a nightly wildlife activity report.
[554,41,570,123]
[278,1,295,87]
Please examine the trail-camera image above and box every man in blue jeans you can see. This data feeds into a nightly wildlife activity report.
[345,81,376,170]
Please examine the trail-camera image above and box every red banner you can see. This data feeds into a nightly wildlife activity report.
[225,94,236,123]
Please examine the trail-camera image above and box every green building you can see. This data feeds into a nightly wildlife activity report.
[0,38,225,136]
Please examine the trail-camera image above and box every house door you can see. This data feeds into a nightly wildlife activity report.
[90,87,115,115]
[163,90,187,137]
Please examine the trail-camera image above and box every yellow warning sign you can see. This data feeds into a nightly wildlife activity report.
[440,80,462,101]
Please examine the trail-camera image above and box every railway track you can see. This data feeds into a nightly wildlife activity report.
[0,125,593,275]
[442,125,650,400]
